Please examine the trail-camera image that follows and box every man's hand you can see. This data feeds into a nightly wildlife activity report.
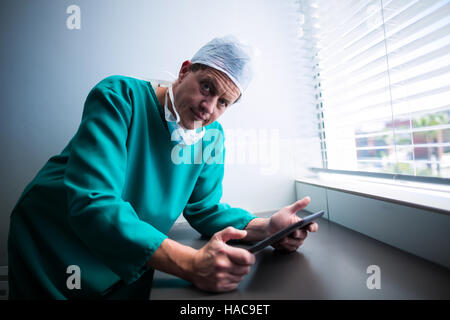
[189,227,255,292]
[148,198,317,294]
[267,197,319,252]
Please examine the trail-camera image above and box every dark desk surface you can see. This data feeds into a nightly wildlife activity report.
[151,215,450,300]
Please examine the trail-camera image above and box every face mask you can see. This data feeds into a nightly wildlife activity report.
[165,84,205,146]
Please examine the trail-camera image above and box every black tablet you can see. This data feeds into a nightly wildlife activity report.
[247,210,324,254]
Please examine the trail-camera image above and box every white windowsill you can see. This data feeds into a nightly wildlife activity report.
[296,173,450,215]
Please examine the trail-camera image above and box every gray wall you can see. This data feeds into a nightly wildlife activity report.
[0,0,321,265]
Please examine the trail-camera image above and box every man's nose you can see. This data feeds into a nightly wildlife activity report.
[200,96,217,115]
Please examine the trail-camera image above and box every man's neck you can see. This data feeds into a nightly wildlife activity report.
[155,86,176,116]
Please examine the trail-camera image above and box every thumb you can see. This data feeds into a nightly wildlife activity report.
[288,196,311,214]
[215,226,247,243]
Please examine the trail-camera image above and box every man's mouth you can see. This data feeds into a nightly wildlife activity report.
[191,108,205,122]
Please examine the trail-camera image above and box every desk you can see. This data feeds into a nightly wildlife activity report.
[151,214,450,300]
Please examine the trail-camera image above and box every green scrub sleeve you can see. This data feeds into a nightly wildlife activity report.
[63,78,168,285]
[183,131,258,237]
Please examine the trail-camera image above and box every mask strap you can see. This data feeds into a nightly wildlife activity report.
[167,84,181,123]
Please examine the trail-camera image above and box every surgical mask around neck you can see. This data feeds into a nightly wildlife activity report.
[164,84,205,146]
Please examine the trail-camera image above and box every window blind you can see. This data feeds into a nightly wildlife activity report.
[298,0,450,178]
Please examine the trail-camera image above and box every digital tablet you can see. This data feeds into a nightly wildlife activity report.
[247,210,324,254]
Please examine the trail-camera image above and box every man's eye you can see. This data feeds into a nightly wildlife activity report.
[219,99,228,107]
[201,83,210,92]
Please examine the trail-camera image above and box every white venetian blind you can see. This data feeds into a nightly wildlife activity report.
[298,0,450,178]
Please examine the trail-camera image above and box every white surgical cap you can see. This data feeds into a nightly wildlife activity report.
[191,35,253,95]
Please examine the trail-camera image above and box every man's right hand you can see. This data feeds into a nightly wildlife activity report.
[189,227,255,292]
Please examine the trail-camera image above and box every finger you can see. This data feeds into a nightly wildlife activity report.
[215,227,247,243]
[279,236,304,248]
[307,222,319,232]
[224,273,244,284]
[225,245,256,265]
[288,228,307,240]
[214,257,251,276]
[221,282,239,292]
[215,274,243,292]
[287,197,311,214]
[282,238,303,250]
[273,241,300,252]
[288,229,308,240]
[228,265,251,277]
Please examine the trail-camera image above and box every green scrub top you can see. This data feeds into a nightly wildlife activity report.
[8,75,258,299]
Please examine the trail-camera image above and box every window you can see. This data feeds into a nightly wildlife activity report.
[298,0,450,178]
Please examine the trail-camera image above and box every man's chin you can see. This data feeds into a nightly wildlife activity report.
[182,119,203,130]
[193,120,205,129]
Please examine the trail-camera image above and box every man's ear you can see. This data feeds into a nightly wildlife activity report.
[178,60,193,82]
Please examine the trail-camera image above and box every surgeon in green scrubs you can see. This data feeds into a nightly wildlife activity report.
[8,36,318,299]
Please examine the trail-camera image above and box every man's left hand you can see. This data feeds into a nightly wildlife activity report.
[267,197,319,252]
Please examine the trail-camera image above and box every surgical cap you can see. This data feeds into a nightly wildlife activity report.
[191,35,253,94]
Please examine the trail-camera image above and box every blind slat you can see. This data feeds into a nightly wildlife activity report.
[300,0,450,178]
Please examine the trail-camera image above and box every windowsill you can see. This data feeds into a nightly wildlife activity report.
[296,173,450,215]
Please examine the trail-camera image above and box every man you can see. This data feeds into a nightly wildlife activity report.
[8,36,318,299]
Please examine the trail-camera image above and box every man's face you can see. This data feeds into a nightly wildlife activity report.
[172,61,241,130]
